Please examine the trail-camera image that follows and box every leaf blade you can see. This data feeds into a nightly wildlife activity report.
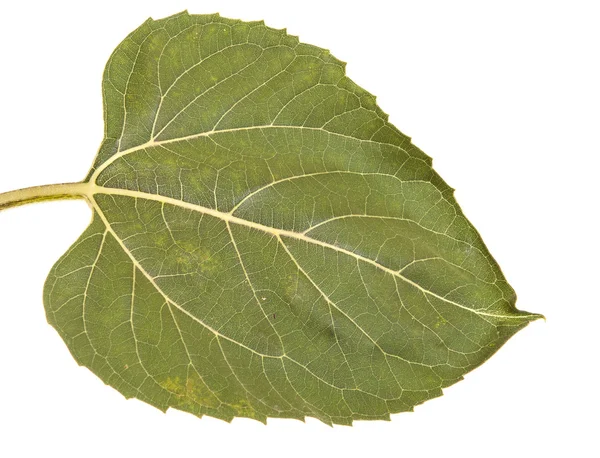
[45,11,541,424]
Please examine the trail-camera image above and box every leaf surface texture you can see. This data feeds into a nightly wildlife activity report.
[44,12,540,424]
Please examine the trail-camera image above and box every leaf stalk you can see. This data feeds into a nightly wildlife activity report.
[0,182,90,211]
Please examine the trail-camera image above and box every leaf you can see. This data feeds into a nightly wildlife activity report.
[4,11,542,425]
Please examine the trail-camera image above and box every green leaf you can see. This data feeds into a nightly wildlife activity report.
[3,11,542,425]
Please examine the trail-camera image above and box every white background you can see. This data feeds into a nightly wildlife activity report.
[0,1,598,456]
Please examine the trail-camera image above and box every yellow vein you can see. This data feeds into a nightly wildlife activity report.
[89,185,534,320]
[89,125,410,183]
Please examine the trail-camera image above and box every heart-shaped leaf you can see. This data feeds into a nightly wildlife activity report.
[1,11,542,425]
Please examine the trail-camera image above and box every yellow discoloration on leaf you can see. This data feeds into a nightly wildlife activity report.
[154,233,170,248]
[175,244,218,273]
[434,317,448,328]
[229,398,259,419]
[160,374,220,410]
[160,375,259,419]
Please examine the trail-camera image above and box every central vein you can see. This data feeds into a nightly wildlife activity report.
[87,183,524,320]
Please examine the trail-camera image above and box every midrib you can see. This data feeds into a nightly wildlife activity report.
[88,183,530,320]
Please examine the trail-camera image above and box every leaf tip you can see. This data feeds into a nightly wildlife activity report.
[528,312,546,323]
[511,308,545,324]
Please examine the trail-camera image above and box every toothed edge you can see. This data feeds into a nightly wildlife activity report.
[94,11,505,426]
